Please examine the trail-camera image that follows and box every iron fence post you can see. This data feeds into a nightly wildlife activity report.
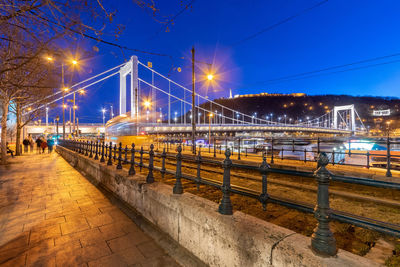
[85,141,89,156]
[129,143,136,175]
[107,142,113,166]
[366,151,370,169]
[386,137,392,177]
[238,137,241,160]
[173,145,183,194]
[161,148,166,179]
[304,148,307,163]
[332,150,335,166]
[271,138,274,164]
[292,139,295,152]
[113,144,117,161]
[94,141,99,160]
[259,152,270,211]
[281,147,284,160]
[311,152,337,256]
[89,141,93,158]
[348,140,351,157]
[213,139,216,157]
[218,148,233,215]
[139,146,144,172]
[317,137,320,154]
[117,142,123,170]
[196,150,202,191]
[147,144,154,183]
[100,142,105,163]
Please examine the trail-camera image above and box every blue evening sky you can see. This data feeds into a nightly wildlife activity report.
[57,0,400,122]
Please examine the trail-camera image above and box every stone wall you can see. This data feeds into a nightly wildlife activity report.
[56,146,380,267]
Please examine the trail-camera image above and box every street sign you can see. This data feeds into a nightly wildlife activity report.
[372,109,390,116]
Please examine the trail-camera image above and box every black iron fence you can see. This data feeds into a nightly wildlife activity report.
[156,137,400,177]
[57,139,400,257]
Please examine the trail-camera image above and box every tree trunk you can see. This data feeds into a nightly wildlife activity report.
[15,102,21,156]
[16,126,21,156]
[1,100,9,164]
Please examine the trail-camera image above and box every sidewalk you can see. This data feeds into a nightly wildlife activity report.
[0,152,179,266]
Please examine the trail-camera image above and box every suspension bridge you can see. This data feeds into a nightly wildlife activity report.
[27,55,366,136]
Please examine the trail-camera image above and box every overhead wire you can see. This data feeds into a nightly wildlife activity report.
[233,0,329,46]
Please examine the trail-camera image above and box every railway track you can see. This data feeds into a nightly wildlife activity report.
[119,151,400,238]
[76,145,400,238]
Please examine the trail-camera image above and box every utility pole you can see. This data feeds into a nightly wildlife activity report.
[62,63,65,139]
[191,46,196,154]
[45,107,49,126]
[73,92,76,135]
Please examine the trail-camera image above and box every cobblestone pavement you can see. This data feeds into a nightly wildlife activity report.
[0,152,180,267]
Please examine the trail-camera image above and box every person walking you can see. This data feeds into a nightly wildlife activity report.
[40,138,48,154]
[35,137,42,154]
[28,134,34,153]
[23,137,29,153]
[47,137,54,153]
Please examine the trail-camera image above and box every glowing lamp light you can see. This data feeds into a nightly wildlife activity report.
[79,89,85,95]
[144,101,151,108]
[207,74,214,81]
[71,60,78,65]
[46,56,53,62]
[63,87,69,92]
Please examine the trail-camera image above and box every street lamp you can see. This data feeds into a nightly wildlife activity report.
[190,46,216,154]
[102,108,106,126]
[45,55,79,139]
[209,113,213,146]
[55,116,60,139]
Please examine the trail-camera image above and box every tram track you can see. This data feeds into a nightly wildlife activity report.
[130,152,400,210]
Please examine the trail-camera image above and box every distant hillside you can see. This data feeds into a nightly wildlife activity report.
[200,93,400,127]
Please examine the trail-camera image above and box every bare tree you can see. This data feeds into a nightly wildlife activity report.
[0,0,194,163]
[8,57,57,156]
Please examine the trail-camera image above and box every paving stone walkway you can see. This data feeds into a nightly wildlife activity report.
[0,152,180,266]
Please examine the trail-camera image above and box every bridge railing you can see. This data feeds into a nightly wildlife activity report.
[57,139,400,257]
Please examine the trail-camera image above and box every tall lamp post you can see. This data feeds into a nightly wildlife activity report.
[45,56,78,139]
[102,108,106,126]
[55,116,59,139]
[191,46,214,154]
[209,113,213,146]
